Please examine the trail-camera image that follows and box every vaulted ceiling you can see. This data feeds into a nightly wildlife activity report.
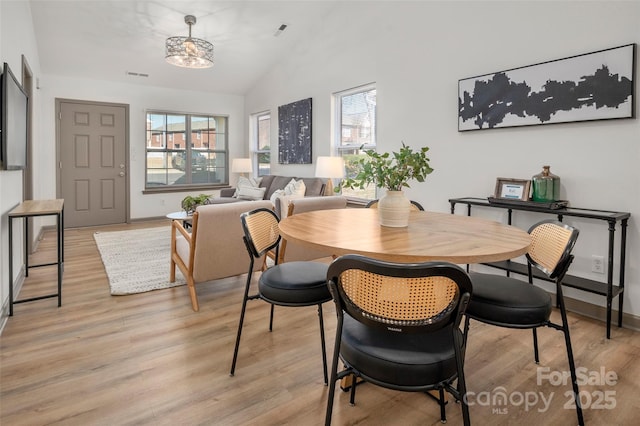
[30,0,340,94]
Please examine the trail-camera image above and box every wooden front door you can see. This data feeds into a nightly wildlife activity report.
[58,100,128,227]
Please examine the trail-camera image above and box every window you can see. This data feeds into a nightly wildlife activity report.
[252,111,271,177]
[145,111,228,189]
[333,84,377,200]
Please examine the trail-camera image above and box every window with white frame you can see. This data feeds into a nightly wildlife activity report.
[145,111,228,189]
[334,83,377,200]
[252,111,271,176]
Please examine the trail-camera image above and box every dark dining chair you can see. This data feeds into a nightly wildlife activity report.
[325,254,473,426]
[230,207,332,383]
[463,219,583,425]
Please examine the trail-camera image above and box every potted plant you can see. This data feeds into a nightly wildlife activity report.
[181,194,212,214]
[342,142,433,227]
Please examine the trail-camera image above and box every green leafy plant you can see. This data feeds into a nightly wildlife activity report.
[181,194,212,213]
[342,142,434,191]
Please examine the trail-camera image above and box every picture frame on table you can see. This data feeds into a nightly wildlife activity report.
[494,178,531,201]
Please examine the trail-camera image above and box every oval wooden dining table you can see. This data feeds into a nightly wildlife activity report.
[278,208,531,264]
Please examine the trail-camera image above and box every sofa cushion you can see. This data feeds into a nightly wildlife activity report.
[234,176,262,197]
[283,178,306,196]
[237,185,267,200]
[266,176,295,200]
[299,177,325,196]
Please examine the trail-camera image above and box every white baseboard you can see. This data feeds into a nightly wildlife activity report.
[0,265,25,335]
[563,294,639,332]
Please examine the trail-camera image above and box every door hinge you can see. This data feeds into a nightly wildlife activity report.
[59,162,62,169]
[59,112,62,120]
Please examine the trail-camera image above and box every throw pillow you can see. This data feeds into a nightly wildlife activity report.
[234,176,263,198]
[283,178,306,197]
[237,185,267,201]
[270,189,285,204]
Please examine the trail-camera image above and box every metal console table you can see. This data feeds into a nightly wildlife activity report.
[449,197,630,339]
[8,199,65,315]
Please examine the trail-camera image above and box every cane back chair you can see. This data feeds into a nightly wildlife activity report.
[463,219,583,425]
[230,207,332,383]
[325,254,473,426]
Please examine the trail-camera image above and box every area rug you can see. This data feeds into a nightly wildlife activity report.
[94,226,186,295]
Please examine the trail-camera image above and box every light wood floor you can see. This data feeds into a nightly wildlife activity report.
[1,220,638,425]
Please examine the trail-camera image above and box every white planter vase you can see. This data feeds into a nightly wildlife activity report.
[378,190,411,227]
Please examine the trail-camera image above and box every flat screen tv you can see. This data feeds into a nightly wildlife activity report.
[0,62,29,170]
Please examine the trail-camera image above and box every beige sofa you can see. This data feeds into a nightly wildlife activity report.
[170,200,273,311]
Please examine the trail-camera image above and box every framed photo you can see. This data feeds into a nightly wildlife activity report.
[494,178,531,201]
[278,97,312,164]
[459,44,636,131]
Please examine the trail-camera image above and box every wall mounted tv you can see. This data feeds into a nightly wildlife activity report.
[1,62,29,170]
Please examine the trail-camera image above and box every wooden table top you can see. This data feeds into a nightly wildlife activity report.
[8,199,64,217]
[278,208,531,264]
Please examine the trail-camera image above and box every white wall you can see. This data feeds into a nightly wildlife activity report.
[245,1,640,316]
[38,76,245,219]
[0,0,42,321]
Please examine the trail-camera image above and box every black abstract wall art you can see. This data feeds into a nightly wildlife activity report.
[278,98,312,164]
[458,44,635,131]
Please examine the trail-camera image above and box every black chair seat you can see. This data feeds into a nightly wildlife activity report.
[260,261,331,305]
[340,316,462,388]
[467,272,552,328]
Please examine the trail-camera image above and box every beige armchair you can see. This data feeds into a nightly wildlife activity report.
[170,200,273,311]
[279,196,348,263]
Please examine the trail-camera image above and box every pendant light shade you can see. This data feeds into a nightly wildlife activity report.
[166,15,213,69]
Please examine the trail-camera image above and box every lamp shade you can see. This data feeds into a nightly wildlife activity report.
[315,156,345,178]
[231,158,253,174]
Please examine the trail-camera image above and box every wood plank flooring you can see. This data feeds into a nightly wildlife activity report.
[1,220,638,425]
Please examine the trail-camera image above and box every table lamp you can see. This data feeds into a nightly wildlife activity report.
[231,158,253,177]
[315,156,345,195]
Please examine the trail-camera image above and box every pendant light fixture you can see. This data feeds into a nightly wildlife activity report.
[165,15,214,69]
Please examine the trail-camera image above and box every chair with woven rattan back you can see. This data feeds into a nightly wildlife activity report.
[366,199,425,211]
[463,219,583,425]
[230,207,332,383]
[325,254,473,426]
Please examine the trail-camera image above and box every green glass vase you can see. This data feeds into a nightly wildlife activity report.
[532,165,560,202]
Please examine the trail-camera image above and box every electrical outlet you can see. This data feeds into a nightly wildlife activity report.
[591,255,605,274]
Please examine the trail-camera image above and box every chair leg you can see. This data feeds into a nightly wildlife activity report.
[349,374,357,406]
[454,333,471,426]
[557,287,585,426]
[317,304,329,385]
[462,315,471,348]
[187,278,199,312]
[325,317,344,426]
[269,304,275,331]
[438,387,447,423]
[230,271,253,376]
[532,328,540,363]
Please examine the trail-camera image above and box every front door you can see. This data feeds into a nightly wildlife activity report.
[58,100,128,227]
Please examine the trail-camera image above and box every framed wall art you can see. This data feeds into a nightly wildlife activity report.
[278,97,312,164]
[458,44,636,131]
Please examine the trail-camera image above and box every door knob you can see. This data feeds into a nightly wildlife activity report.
[119,171,125,177]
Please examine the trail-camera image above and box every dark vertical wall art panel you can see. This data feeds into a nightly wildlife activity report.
[278,97,312,164]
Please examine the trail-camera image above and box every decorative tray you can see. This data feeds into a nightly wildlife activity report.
[487,197,569,210]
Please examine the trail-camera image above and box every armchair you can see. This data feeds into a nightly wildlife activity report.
[170,200,274,311]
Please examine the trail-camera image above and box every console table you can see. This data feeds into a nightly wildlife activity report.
[8,199,64,315]
[449,197,630,339]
